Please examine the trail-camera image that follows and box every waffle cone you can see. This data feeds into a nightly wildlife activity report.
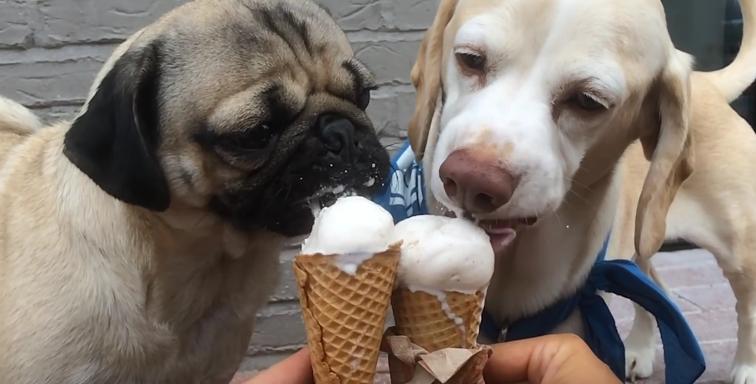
[294,244,400,384]
[391,288,484,352]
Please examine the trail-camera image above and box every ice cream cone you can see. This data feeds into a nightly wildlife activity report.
[391,288,485,352]
[294,244,401,384]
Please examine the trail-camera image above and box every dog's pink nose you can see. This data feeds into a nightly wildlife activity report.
[439,149,516,214]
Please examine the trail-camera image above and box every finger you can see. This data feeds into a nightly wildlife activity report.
[246,348,313,384]
[484,334,620,384]
[484,336,555,382]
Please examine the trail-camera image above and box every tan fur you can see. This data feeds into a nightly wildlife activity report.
[611,70,756,381]
[412,0,756,382]
[0,96,41,167]
[0,0,380,383]
[408,0,458,158]
[0,125,280,383]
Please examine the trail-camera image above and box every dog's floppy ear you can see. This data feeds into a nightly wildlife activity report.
[635,50,694,258]
[64,43,170,211]
[408,0,458,160]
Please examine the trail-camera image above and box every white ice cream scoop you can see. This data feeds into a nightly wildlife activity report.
[392,215,495,293]
[301,196,395,274]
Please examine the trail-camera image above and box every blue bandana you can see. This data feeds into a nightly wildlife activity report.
[499,238,706,384]
[373,141,429,223]
[372,141,706,384]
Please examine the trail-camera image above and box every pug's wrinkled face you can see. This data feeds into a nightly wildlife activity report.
[64,0,390,237]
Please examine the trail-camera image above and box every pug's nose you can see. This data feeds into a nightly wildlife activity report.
[317,114,357,162]
[439,149,517,214]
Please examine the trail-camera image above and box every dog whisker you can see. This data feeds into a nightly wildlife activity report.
[550,210,564,228]
[565,174,592,188]
[565,190,590,205]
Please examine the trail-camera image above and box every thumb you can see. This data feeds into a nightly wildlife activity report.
[484,334,621,384]
[245,348,314,384]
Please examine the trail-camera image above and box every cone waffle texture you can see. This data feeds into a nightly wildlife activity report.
[391,288,485,352]
[294,245,400,384]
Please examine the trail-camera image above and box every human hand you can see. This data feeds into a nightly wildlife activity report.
[484,334,621,384]
[244,348,313,384]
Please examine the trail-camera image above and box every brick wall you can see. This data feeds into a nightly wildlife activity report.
[0,0,438,370]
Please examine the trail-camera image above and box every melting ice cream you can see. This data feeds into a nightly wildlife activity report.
[301,196,395,274]
[392,215,495,293]
[390,215,494,355]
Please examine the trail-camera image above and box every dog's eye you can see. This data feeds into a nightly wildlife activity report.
[456,51,486,73]
[217,123,278,151]
[570,92,608,112]
[358,88,372,110]
[251,123,277,147]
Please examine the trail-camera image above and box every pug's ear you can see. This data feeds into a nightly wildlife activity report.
[64,43,170,211]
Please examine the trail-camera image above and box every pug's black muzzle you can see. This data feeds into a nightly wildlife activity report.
[211,113,390,237]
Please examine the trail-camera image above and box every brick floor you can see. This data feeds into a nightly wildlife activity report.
[235,249,737,383]
[609,249,737,384]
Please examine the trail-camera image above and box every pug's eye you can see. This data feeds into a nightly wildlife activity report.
[455,50,486,74]
[248,123,278,147]
[216,123,279,151]
[358,88,372,110]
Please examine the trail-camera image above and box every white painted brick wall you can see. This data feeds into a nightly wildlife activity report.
[0,0,438,370]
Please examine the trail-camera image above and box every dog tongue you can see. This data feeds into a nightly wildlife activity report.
[487,228,517,254]
[479,220,519,254]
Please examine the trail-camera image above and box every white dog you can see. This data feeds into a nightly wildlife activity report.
[408,0,756,382]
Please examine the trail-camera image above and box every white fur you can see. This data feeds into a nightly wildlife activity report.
[416,0,756,382]
[431,1,653,221]
[420,0,671,321]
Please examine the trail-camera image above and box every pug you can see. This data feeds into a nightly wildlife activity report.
[0,0,389,383]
